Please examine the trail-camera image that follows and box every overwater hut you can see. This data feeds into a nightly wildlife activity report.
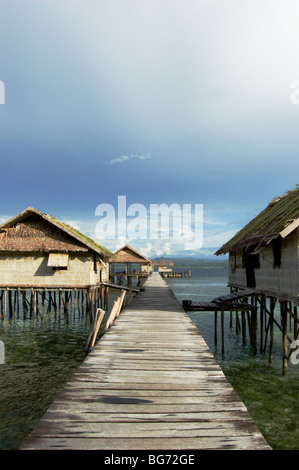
[0,207,112,318]
[215,187,299,302]
[215,186,299,373]
[109,245,152,285]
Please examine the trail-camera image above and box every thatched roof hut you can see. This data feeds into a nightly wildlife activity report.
[216,186,299,256]
[152,259,174,267]
[0,206,112,288]
[215,186,299,301]
[110,245,152,274]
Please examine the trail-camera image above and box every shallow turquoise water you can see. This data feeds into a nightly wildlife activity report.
[0,317,90,449]
[0,270,298,450]
[166,268,299,451]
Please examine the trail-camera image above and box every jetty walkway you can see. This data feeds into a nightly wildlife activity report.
[21,273,270,450]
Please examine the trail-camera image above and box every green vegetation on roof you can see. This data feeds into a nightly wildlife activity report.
[47,215,113,257]
[216,186,299,255]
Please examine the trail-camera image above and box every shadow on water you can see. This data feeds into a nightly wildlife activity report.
[0,270,298,450]
[0,288,122,450]
[166,269,299,451]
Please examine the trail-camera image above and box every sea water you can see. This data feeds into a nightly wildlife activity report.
[166,267,299,451]
[0,270,298,450]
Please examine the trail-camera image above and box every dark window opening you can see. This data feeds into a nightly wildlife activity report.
[242,247,260,288]
[272,237,282,268]
[93,254,98,273]
[230,252,237,272]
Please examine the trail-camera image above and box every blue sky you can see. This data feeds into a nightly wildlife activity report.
[1,0,298,258]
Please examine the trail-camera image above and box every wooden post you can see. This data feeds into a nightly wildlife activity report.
[3,289,7,323]
[17,289,20,319]
[260,294,265,353]
[64,291,69,313]
[13,290,17,322]
[105,296,124,331]
[281,301,288,375]
[59,290,63,318]
[116,290,126,318]
[33,290,37,324]
[8,290,13,318]
[221,309,224,355]
[0,290,3,316]
[47,291,52,318]
[214,310,218,345]
[41,291,45,320]
[22,290,27,319]
[124,288,133,308]
[241,311,246,344]
[85,308,106,354]
[30,290,33,317]
[251,307,257,355]
[235,311,241,333]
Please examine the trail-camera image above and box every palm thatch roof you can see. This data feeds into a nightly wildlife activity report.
[110,245,152,264]
[0,207,113,258]
[215,186,299,255]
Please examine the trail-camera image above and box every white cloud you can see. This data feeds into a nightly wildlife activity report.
[104,153,151,165]
[62,220,81,231]
[0,215,13,225]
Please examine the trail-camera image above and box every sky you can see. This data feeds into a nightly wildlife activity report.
[0,0,298,259]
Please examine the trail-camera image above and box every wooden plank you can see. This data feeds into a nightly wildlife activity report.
[21,272,271,451]
[22,436,270,450]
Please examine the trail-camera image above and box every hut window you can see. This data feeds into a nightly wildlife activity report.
[230,252,237,272]
[272,237,282,268]
[93,254,98,273]
[242,249,260,269]
[47,253,69,270]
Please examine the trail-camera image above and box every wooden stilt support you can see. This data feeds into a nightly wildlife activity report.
[251,306,257,355]
[85,308,106,354]
[3,290,7,323]
[241,311,246,344]
[260,294,265,353]
[214,310,217,345]
[221,309,224,355]
[235,311,241,333]
[22,290,27,319]
[281,301,288,375]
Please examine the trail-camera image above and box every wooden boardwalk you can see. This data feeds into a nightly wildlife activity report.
[21,273,271,450]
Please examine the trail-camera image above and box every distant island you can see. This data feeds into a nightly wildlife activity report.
[151,258,228,269]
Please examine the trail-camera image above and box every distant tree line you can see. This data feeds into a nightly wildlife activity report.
[151,258,228,269]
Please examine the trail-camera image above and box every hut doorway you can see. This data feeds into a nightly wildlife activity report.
[242,248,260,288]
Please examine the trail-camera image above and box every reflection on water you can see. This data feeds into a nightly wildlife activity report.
[166,268,299,451]
[0,318,90,449]
[0,270,298,450]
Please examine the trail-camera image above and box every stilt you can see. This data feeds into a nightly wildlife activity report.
[235,311,241,333]
[251,306,257,355]
[221,309,224,355]
[260,294,265,353]
[214,311,217,345]
[41,291,45,320]
[22,290,27,319]
[281,301,288,375]
[8,290,13,318]
[241,311,246,344]
[3,290,7,323]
